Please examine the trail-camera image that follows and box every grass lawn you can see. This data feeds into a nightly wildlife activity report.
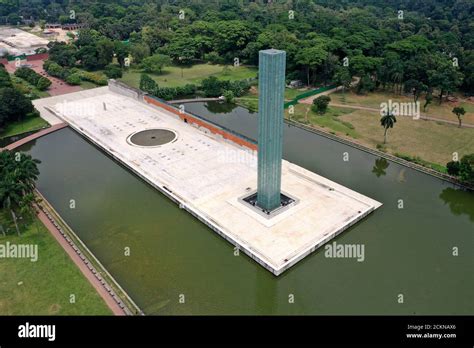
[0,212,112,315]
[286,104,359,138]
[332,90,474,124]
[0,115,49,138]
[284,88,307,100]
[284,102,474,167]
[120,63,257,89]
[338,109,474,166]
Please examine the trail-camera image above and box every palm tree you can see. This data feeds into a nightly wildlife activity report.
[15,154,40,193]
[0,174,23,236]
[0,151,41,236]
[19,193,41,233]
[380,110,397,144]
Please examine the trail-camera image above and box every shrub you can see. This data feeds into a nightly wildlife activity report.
[312,95,331,114]
[43,60,70,80]
[446,161,460,176]
[459,154,474,184]
[201,77,250,98]
[155,87,177,100]
[104,64,123,79]
[223,90,234,103]
[81,71,108,86]
[175,84,197,97]
[201,76,222,97]
[36,77,52,91]
[139,74,196,101]
[66,73,82,85]
[14,67,51,91]
[139,74,158,94]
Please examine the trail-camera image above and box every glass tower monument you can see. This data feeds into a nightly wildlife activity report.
[257,49,286,212]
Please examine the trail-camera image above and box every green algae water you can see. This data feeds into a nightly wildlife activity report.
[20,102,474,315]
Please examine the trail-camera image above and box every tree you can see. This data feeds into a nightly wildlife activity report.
[130,43,151,65]
[0,88,34,128]
[312,95,331,114]
[213,20,256,58]
[141,54,171,74]
[0,151,41,235]
[19,193,41,233]
[76,45,100,70]
[380,110,397,144]
[201,76,222,97]
[459,154,474,184]
[452,106,466,128]
[48,42,77,67]
[0,173,23,236]
[446,161,460,176]
[357,74,376,94]
[0,65,13,89]
[428,56,463,105]
[159,34,198,65]
[333,66,352,98]
[424,91,433,111]
[404,79,427,103]
[96,38,115,68]
[141,26,173,53]
[296,45,327,86]
[114,41,130,67]
[223,90,234,103]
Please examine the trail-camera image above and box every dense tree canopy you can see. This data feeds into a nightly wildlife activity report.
[2,0,473,95]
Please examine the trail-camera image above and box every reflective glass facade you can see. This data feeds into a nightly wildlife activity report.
[257,49,286,212]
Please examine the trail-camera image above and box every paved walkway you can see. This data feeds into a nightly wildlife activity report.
[328,103,474,128]
[35,206,126,315]
[2,123,68,151]
[4,59,83,96]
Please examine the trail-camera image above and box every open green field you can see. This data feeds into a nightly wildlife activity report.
[0,115,49,138]
[332,90,474,125]
[286,102,474,167]
[0,212,111,315]
[120,63,257,89]
[286,104,359,138]
[339,109,474,166]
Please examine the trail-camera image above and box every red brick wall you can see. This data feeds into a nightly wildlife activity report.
[144,96,258,151]
[26,53,49,61]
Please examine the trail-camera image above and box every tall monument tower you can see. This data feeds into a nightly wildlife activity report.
[257,49,286,212]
